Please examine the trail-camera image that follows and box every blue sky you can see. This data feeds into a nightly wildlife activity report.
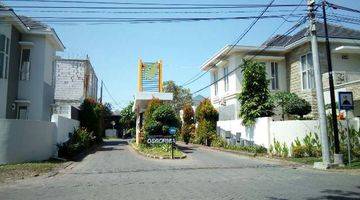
[4,0,360,110]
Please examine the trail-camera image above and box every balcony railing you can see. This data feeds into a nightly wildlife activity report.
[322,71,360,87]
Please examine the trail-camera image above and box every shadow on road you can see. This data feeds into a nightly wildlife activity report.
[305,188,360,200]
[102,140,128,146]
[97,147,123,151]
[176,144,196,154]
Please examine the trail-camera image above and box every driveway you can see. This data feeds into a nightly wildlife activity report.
[0,139,359,200]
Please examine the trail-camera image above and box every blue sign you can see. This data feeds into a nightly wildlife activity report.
[169,127,177,135]
[338,92,354,110]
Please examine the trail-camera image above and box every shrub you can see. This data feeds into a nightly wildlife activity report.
[181,104,195,144]
[79,98,111,142]
[143,99,179,144]
[285,96,311,119]
[195,120,217,146]
[238,60,274,126]
[291,145,306,158]
[195,99,218,123]
[57,128,95,159]
[119,101,136,137]
[211,136,227,148]
[272,91,298,120]
[194,99,218,146]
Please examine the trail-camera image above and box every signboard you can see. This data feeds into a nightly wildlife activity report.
[338,92,354,110]
[138,60,163,92]
[146,135,176,144]
[169,127,177,135]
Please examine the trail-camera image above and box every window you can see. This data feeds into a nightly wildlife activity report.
[17,106,28,120]
[0,34,10,79]
[213,71,218,96]
[223,66,229,92]
[270,62,279,90]
[19,49,31,81]
[301,53,314,90]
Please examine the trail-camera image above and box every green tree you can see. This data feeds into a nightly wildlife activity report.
[163,80,192,115]
[79,98,111,143]
[119,101,136,136]
[285,96,311,119]
[194,99,219,146]
[238,60,274,126]
[272,91,297,120]
[181,104,195,144]
[143,99,180,143]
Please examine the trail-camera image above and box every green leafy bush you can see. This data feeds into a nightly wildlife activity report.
[142,99,179,144]
[238,60,274,126]
[211,135,227,148]
[194,99,218,146]
[57,128,95,159]
[119,101,136,137]
[80,98,112,142]
[285,96,311,119]
[195,99,218,123]
[181,104,195,144]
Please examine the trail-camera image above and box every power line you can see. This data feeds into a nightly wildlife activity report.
[180,0,276,87]
[102,80,123,109]
[10,9,308,15]
[182,0,305,87]
[326,1,360,14]
[5,4,309,10]
[191,16,307,95]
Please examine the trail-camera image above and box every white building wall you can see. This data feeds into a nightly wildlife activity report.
[17,35,46,121]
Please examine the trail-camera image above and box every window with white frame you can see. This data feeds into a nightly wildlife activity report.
[0,34,10,79]
[213,71,218,96]
[223,66,229,92]
[300,53,314,90]
[270,62,279,90]
[19,48,31,81]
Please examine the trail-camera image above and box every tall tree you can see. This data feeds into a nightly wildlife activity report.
[238,60,274,126]
[163,80,192,115]
[119,101,136,134]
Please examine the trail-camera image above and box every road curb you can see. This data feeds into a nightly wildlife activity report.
[130,143,187,160]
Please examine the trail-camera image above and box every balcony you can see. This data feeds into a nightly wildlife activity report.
[322,71,360,88]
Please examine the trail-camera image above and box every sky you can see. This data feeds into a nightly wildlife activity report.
[3,0,360,111]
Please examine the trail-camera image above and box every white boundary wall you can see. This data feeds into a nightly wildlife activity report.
[217,117,360,150]
[0,119,56,164]
[51,114,79,144]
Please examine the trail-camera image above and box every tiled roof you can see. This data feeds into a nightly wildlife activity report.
[263,22,360,47]
[19,16,50,31]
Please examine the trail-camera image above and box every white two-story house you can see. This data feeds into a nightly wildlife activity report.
[0,5,65,121]
[201,22,360,124]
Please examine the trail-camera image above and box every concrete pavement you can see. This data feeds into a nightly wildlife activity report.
[0,139,359,200]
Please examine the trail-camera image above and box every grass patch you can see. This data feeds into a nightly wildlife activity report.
[133,142,185,158]
[336,160,360,169]
[284,157,322,165]
[0,159,66,183]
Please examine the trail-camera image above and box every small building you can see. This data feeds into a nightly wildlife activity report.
[53,57,98,118]
[0,6,65,121]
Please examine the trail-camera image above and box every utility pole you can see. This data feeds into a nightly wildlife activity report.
[307,0,331,167]
[99,80,103,104]
[322,0,342,165]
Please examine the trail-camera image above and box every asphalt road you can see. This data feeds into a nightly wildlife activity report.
[0,139,359,200]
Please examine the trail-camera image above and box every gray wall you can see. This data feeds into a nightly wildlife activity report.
[0,119,56,164]
[6,26,21,119]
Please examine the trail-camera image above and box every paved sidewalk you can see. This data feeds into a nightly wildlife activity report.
[0,139,359,200]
